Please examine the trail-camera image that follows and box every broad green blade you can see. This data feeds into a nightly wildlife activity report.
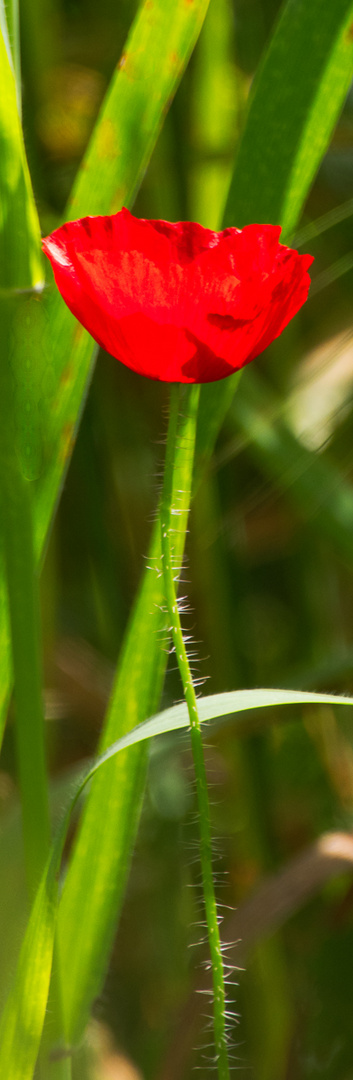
[66,0,212,220]
[0,875,56,1080]
[223,0,353,237]
[0,762,82,1015]
[197,0,353,460]
[2,683,352,1076]
[197,0,353,548]
[56,393,200,1043]
[0,0,212,731]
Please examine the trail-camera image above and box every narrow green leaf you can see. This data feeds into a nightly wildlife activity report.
[0,21,44,746]
[0,23,49,901]
[86,687,353,757]
[0,25,42,290]
[223,0,353,237]
[0,299,50,899]
[2,682,352,1077]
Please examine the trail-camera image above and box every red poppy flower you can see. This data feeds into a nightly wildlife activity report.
[42,208,313,383]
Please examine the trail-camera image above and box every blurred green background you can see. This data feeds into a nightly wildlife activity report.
[4,0,353,1077]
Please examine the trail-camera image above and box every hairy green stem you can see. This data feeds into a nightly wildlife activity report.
[0,299,50,896]
[161,382,230,1080]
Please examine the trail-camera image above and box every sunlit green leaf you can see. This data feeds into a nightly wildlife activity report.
[79,687,353,758]
[198,0,353,551]
[2,683,352,1076]
[0,826,64,1080]
[223,0,353,237]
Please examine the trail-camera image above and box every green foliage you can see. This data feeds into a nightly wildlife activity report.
[224,0,353,237]
[4,685,353,1076]
[56,389,202,1043]
[2,0,353,1076]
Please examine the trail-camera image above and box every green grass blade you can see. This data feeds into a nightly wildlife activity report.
[5,0,21,113]
[54,370,353,1048]
[0,0,214,1056]
[0,19,44,740]
[223,0,353,237]
[0,310,50,894]
[196,0,353,528]
[82,687,353,755]
[0,0,212,734]
[67,0,211,220]
[0,23,50,898]
[0,25,42,291]
[3,0,352,1060]
[56,392,200,1044]
[0,817,67,1080]
[51,0,353,1045]
[4,680,350,1077]
[35,0,211,556]
[0,0,13,70]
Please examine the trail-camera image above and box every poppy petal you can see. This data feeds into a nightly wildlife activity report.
[42,208,313,383]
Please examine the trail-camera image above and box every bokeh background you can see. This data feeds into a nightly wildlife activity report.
[3,0,353,1077]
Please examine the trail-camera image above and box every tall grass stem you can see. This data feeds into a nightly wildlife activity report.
[0,299,50,896]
